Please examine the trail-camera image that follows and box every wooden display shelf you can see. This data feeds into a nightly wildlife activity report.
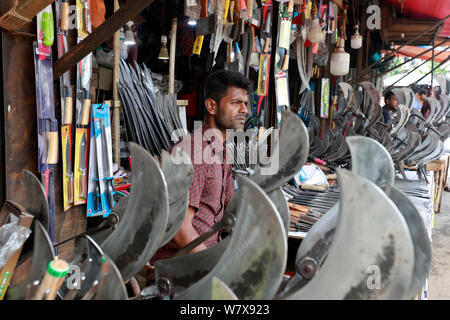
[426,156,449,213]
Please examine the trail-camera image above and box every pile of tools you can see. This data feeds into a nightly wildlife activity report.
[300,76,450,177]
[0,108,433,300]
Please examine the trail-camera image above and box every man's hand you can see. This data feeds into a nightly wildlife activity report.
[173,206,208,253]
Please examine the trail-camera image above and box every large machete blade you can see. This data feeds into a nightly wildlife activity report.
[284,169,414,299]
[23,169,50,231]
[250,109,309,193]
[159,149,194,247]
[95,254,128,300]
[173,176,287,300]
[267,187,289,237]
[101,142,169,281]
[211,276,238,300]
[6,220,55,299]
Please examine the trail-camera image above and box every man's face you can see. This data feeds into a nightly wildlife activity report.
[419,93,427,102]
[215,86,249,130]
[387,95,398,109]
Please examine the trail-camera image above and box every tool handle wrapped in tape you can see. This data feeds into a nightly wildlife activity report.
[0,222,32,270]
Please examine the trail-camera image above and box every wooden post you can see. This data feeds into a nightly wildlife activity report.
[169,17,177,95]
[113,0,120,165]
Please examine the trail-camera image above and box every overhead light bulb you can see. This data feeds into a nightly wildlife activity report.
[330,38,350,76]
[351,25,362,49]
[188,19,197,26]
[124,21,136,45]
[158,35,169,60]
[308,18,324,43]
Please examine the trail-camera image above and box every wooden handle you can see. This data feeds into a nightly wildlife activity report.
[68,178,74,204]
[287,0,294,13]
[247,0,253,20]
[33,258,69,300]
[300,184,328,191]
[64,96,73,125]
[281,53,289,70]
[230,0,235,22]
[263,37,271,53]
[47,131,58,164]
[80,174,87,199]
[227,42,233,62]
[61,2,69,31]
[81,98,91,126]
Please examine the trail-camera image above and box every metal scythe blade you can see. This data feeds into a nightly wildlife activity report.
[172,176,287,300]
[383,185,432,299]
[211,277,238,300]
[155,237,231,294]
[390,105,410,136]
[23,169,50,231]
[402,87,415,110]
[59,235,104,299]
[267,187,289,237]
[159,149,194,247]
[417,139,444,167]
[101,142,169,281]
[338,82,353,101]
[283,170,414,299]
[392,132,421,162]
[434,94,450,123]
[407,132,440,163]
[95,254,128,300]
[425,98,440,124]
[250,109,309,193]
[6,220,55,300]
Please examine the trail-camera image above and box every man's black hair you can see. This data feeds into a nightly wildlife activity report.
[384,90,395,100]
[204,70,253,104]
[418,89,427,95]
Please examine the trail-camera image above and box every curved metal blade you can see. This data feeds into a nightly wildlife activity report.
[401,87,415,110]
[347,136,394,188]
[267,187,289,237]
[338,82,353,101]
[101,142,169,281]
[392,132,421,162]
[211,276,238,300]
[434,94,450,123]
[250,109,309,193]
[159,149,194,247]
[383,185,431,299]
[391,105,410,136]
[174,176,287,300]
[435,74,449,96]
[392,88,406,106]
[23,170,49,231]
[425,98,440,123]
[59,235,104,299]
[407,132,440,163]
[155,237,231,294]
[95,254,128,300]
[284,170,414,299]
[417,139,444,167]
[6,220,55,300]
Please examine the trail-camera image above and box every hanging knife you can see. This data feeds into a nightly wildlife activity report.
[79,132,87,199]
[65,137,74,203]
[100,119,115,209]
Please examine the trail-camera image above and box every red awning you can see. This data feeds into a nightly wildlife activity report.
[392,45,450,63]
[387,0,450,38]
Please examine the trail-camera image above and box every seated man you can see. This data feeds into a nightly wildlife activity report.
[382,90,398,131]
[151,70,252,262]
[412,89,427,110]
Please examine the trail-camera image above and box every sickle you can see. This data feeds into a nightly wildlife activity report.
[23,169,49,231]
[101,142,169,281]
[211,276,238,300]
[267,187,289,237]
[417,139,444,167]
[158,149,194,247]
[401,87,415,110]
[6,220,55,300]
[390,105,410,136]
[407,132,440,163]
[250,109,309,193]
[94,254,128,300]
[172,176,287,300]
[392,132,421,163]
[282,169,414,299]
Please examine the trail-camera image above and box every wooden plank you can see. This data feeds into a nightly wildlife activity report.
[426,160,445,172]
[53,0,155,80]
[0,0,55,32]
